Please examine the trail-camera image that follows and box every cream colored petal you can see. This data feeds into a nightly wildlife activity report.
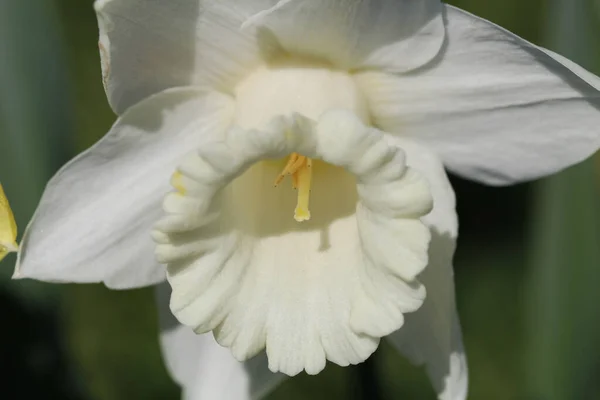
[155,283,285,400]
[154,110,433,376]
[95,0,276,113]
[385,138,467,400]
[249,0,445,72]
[16,88,234,289]
[357,5,600,185]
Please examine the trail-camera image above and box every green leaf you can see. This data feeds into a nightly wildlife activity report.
[62,285,179,400]
[0,0,74,304]
[525,157,600,399]
[525,1,600,398]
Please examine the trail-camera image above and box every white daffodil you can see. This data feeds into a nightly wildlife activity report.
[11,0,600,399]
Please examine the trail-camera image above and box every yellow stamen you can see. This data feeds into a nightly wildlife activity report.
[171,171,187,195]
[294,158,312,222]
[273,153,313,221]
[274,153,302,187]
[291,170,299,190]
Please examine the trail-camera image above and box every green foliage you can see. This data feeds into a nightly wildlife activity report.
[525,159,600,400]
[62,285,178,400]
[0,0,73,304]
[525,1,600,398]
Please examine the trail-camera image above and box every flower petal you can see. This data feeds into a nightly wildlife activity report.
[247,0,444,72]
[384,138,467,400]
[154,110,434,376]
[357,5,600,185]
[155,282,285,399]
[0,183,19,262]
[95,0,272,113]
[15,88,234,289]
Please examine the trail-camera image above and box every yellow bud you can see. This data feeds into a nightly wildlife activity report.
[0,183,18,262]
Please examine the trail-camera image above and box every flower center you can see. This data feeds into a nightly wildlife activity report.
[273,152,312,221]
[234,56,369,221]
[155,109,434,376]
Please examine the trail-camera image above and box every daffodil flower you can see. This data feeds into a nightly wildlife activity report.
[12,1,600,399]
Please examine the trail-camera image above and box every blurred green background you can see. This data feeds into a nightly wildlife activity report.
[1,0,599,399]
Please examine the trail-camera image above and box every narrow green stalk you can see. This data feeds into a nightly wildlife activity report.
[0,0,74,302]
[525,2,600,398]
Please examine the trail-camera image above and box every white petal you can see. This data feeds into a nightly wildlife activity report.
[248,0,445,72]
[155,282,285,400]
[95,0,274,113]
[384,138,467,400]
[15,88,234,289]
[154,110,434,376]
[357,5,600,185]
